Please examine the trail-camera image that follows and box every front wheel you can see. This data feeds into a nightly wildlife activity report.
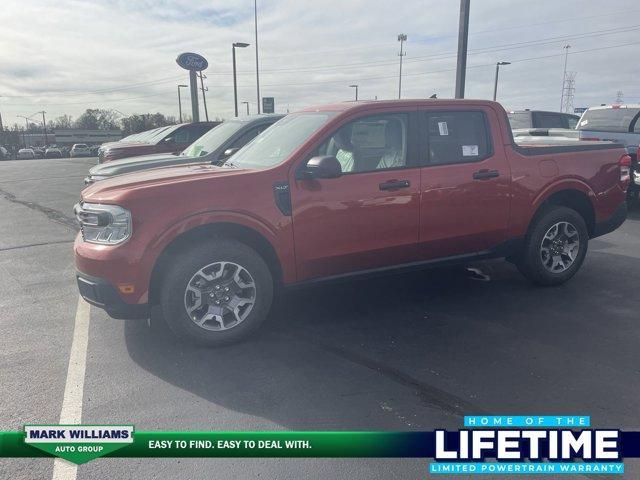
[516,206,589,286]
[160,239,273,346]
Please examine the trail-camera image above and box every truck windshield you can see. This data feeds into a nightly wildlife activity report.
[578,107,640,133]
[229,112,336,170]
[181,121,245,157]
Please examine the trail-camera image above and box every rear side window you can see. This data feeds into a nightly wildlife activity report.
[424,111,491,165]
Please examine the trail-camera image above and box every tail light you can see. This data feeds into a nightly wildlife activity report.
[619,154,631,187]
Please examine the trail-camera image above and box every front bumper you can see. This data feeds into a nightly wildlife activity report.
[76,272,148,320]
[592,202,627,238]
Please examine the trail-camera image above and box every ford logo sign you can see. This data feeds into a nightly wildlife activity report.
[176,52,208,71]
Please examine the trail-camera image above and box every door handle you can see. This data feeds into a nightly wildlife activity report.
[472,169,500,180]
[379,179,410,191]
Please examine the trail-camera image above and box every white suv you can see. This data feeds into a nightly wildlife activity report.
[70,144,91,157]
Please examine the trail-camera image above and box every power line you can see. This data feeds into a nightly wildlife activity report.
[3,39,640,106]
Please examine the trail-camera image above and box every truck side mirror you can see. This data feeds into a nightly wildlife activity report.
[297,156,342,180]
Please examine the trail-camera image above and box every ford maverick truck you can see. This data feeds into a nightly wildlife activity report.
[75,100,630,345]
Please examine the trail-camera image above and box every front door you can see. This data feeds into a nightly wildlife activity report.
[290,110,421,281]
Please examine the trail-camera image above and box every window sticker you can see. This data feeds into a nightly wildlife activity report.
[580,119,588,126]
[462,145,479,156]
[437,121,449,136]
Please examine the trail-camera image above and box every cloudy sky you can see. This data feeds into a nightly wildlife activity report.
[1,0,639,126]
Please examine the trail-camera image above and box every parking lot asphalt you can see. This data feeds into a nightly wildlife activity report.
[1,157,639,479]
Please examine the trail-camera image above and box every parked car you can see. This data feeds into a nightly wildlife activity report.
[17,148,35,159]
[0,146,8,160]
[70,143,92,157]
[45,146,63,158]
[84,114,284,184]
[508,110,580,130]
[75,99,630,346]
[90,145,100,156]
[33,147,46,158]
[576,104,640,199]
[97,122,219,163]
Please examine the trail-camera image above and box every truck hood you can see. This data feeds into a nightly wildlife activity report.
[81,164,247,202]
[89,152,202,177]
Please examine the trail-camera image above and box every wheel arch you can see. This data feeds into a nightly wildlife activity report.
[529,187,596,237]
[148,221,284,307]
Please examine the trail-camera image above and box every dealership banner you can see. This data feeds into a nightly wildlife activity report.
[2,417,640,474]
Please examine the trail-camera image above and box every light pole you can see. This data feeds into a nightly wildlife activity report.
[454,0,471,99]
[492,62,510,101]
[233,42,250,117]
[254,0,261,113]
[177,85,187,122]
[242,101,250,116]
[397,34,407,99]
[199,72,209,121]
[349,84,358,101]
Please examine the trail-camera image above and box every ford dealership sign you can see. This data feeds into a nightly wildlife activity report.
[176,52,208,71]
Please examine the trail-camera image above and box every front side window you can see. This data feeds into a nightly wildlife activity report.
[315,113,408,173]
[425,111,490,165]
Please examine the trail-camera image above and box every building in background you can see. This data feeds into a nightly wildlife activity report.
[17,129,122,148]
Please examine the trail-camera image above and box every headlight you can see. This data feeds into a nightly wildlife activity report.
[74,202,131,245]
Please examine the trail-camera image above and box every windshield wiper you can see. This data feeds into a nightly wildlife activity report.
[222,160,239,168]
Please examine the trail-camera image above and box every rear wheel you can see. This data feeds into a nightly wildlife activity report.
[516,206,589,286]
[160,239,273,346]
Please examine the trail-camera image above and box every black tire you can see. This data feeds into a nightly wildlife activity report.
[516,206,589,286]
[160,238,273,346]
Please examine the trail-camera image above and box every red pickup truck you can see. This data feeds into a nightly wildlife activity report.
[75,100,630,345]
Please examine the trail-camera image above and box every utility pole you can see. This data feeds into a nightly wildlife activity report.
[177,84,187,123]
[199,72,209,121]
[254,0,261,113]
[492,62,510,101]
[17,115,29,147]
[397,34,407,99]
[454,0,471,99]
[560,44,571,111]
[39,111,47,146]
[616,91,624,104]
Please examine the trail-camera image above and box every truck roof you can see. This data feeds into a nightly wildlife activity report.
[298,98,501,113]
[587,104,640,110]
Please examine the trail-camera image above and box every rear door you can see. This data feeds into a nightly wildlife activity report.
[290,109,422,281]
[418,108,511,259]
